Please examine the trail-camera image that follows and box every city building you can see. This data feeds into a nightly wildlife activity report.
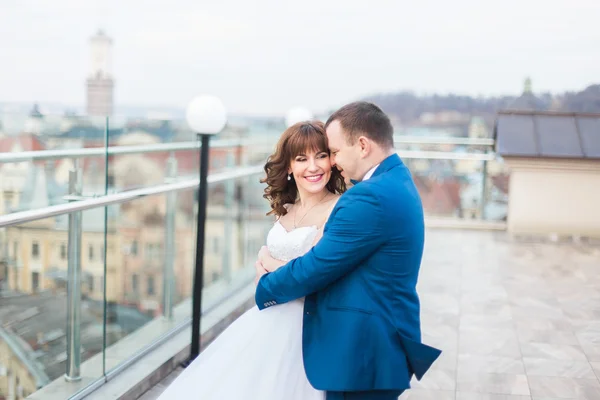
[495,110,600,237]
[86,30,114,117]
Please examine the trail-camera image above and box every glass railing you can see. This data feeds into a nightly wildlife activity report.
[0,112,504,399]
[0,171,272,400]
[395,136,508,222]
[0,113,274,399]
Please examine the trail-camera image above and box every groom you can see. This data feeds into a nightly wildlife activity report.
[255,101,441,399]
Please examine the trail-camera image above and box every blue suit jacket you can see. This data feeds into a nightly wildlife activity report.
[255,154,441,392]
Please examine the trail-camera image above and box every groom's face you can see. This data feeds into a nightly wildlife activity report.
[326,120,361,182]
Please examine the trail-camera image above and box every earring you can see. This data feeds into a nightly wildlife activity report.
[287,174,292,181]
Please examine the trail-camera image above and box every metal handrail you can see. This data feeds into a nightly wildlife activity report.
[397,149,495,161]
[394,137,494,146]
[0,139,245,163]
[0,150,495,228]
[0,165,264,228]
[0,136,495,164]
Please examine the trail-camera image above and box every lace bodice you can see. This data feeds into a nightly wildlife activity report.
[266,221,319,262]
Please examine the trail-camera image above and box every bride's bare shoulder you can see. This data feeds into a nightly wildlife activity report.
[281,203,296,215]
[276,203,295,223]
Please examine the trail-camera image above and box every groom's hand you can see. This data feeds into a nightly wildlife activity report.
[254,260,268,285]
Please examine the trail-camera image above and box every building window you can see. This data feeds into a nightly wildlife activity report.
[131,241,138,256]
[89,245,94,261]
[12,241,18,260]
[212,155,225,169]
[32,242,39,258]
[147,276,155,296]
[88,275,95,292]
[145,243,162,260]
[100,245,105,262]
[32,272,40,292]
[60,243,67,260]
[212,237,220,254]
[132,274,139,293]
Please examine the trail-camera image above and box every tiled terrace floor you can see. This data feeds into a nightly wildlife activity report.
[142,229,600,400]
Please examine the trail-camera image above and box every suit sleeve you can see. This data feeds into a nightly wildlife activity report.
[255,187,385,310]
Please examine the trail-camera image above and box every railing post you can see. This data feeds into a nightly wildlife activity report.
[2,192,9,289]
[65,162,83,382]
[237,144,250,268]
[222,149,235,282]
[3,191,14,291]
[163,154,177,319]
[480,158,489,220]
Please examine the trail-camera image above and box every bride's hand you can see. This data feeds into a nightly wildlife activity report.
[254,260,268,286]
[258,246,285,272]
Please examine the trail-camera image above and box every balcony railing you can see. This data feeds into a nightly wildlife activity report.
[0,119,274,399]
[0,119,505,399]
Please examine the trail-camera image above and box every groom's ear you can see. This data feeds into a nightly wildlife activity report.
[357,136,371,156]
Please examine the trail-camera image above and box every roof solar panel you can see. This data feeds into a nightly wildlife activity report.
[535,115,583,158]
[495,114,538,156]
[575,117,600,158]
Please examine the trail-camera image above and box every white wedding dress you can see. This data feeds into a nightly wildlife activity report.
[157,221,325,400]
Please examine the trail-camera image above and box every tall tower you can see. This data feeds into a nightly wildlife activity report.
[509,77,542,111]
[24,103,44,134]
[86,30,114,116]
[523,77,532,94]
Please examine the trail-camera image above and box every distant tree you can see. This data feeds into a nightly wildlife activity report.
[360,84,600,123]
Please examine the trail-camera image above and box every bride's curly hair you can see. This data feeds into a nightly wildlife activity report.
[261,121,346,217]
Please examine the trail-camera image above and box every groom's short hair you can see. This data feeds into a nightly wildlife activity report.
[325,101,394,149]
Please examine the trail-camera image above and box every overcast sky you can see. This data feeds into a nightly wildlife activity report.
[1,0,599,116]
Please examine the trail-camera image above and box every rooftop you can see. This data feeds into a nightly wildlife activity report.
[0,292,151,386]
[141,228,600,399]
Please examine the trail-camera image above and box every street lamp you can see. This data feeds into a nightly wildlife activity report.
[184,95,227,364]
[285,106,313,128]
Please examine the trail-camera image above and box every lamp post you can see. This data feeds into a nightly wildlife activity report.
[184,95,227,364]
[285,106,313,128]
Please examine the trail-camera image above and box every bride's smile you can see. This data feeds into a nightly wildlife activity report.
[304,174,323,183]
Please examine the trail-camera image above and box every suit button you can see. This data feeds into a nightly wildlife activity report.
[263,303,268,307]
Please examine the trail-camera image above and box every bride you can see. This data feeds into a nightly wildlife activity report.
[157,120,346,399]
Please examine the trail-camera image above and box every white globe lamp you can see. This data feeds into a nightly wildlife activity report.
[186,95,227,135]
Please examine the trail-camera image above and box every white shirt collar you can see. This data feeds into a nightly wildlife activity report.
[362,164,380,181]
